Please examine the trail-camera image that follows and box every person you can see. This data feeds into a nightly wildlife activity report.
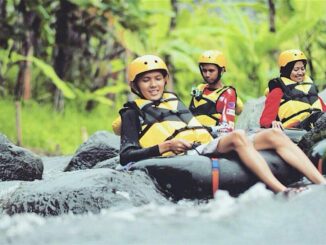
[118,54,326,193]
[260,49,326,130]
[189,50,243,136]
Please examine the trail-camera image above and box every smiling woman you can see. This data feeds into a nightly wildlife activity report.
[290,61,306,83]
[260,49,326,130]
[136,71,166,101]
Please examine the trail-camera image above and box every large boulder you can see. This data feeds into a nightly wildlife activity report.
[0,134,43,181]
[64,131,120,171]
[0,167,167,216]
[236,96,265,130]
[0,134,11,144]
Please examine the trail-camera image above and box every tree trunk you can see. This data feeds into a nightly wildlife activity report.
[53,0,75,111]
[85,45,124,111]
[0,0,7,47]
[268,0,276,33]
[14,0,35,101]
[0,0,6,96]
[165,0,178,92]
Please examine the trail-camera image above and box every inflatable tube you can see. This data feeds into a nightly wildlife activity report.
[129,151,303,200]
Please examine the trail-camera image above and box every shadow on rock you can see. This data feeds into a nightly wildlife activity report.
[0,134,43,181]
[64,131,120,171]
[298,113,326,155]
[1,168,167,216]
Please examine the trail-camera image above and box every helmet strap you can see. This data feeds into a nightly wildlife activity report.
[199,64,223,84]
[131,82,145,99]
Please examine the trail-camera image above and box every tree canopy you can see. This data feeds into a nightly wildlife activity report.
[1,0,326,108]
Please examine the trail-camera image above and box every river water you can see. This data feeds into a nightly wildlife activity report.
[1,168,326,245]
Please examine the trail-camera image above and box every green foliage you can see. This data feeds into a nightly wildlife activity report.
[1,0,326,154]
[0,99,118,155]
[25,56,76,99]
[107,0,326,102]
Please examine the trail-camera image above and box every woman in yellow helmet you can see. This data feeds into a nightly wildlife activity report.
[119,54,326,193]
[189,50,243,136]
[260,49,326,130]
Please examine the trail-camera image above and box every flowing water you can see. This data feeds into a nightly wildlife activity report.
[1,166,326,245]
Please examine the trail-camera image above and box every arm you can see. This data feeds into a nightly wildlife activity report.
[119,108,192,165]
[120,109,160,165]
[260,88,283,128]
[215,88,236,129]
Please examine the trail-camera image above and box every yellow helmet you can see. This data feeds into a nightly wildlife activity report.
[198,50,227,69]
[127,55,169,92]
[278,49,307,68]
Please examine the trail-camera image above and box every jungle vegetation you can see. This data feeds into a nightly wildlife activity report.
[0,0,326,154]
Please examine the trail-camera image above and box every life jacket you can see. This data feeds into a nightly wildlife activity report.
[189,84,240,126]
[124,92,213,153]
[268,76,323,128]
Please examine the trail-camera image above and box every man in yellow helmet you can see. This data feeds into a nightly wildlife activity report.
[189,50,243,137]
[117,54,326,193]
[260,49,326,130]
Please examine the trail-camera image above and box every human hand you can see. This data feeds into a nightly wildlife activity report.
[272,121,284,130]
[210,122,233,137]
[160,139,192,155]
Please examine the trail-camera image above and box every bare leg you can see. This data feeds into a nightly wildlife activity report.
[217,130,287,192]
[253,128,326,184]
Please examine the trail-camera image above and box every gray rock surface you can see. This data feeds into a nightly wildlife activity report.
[236,96,265,130]
[0,134,43,181]
[0,166,167,216]
[64,131,120,171]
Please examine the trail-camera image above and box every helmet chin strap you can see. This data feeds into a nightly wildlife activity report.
[202,71,223,85]
[132,82,145,99]
[211,73,222,84]
[199,64,223,85]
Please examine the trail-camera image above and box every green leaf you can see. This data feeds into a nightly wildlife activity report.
[109,59,125,73]
[93,84,127,96]
[27,57,76,99]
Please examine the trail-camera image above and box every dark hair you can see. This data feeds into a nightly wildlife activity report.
[280,60,307,78]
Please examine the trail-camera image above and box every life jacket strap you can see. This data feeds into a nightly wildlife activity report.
[165,126,207,141]
[281,108,322,124]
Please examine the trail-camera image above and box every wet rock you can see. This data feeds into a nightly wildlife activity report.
[298,113,326,155]
[0,138,43,181]
[0,168,167,216]
[311,139,326,159]
[93,156,120,169]
[236,96,265,130]
[64,131,120,171]
[0,133,11,144]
